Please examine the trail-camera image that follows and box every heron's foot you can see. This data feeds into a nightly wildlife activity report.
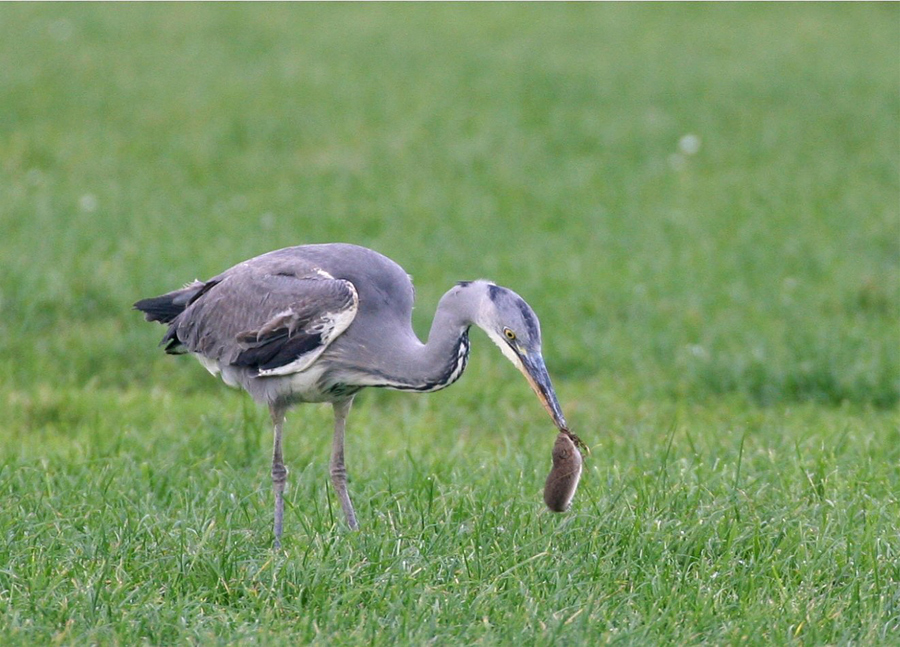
[346,507,360,531]
[330,466,359,530]
[272,463,288,548]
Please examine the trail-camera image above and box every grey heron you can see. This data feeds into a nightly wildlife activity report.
[135,243,568,547]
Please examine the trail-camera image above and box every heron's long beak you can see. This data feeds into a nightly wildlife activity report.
[517,352,568,431]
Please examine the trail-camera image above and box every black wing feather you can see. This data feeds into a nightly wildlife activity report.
[233,329,324,372]
[133,280,206,324]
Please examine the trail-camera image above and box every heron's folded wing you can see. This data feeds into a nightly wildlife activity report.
[173,271,358,375]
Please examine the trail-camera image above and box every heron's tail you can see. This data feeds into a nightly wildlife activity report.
[133,281,205,324]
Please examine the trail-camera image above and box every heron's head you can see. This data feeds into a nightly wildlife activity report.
[460,281,568,431]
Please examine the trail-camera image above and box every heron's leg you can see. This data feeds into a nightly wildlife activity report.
[330,397,359,530]
[270,403,288,549]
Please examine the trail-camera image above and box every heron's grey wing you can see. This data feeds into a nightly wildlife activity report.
[173,272,358,376]
[233,278,359,376]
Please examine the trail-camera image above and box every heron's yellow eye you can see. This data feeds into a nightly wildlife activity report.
[504,328,516,341]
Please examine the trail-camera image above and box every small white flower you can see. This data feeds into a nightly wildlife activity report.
[79,194,98,213]
[678,133,701,155]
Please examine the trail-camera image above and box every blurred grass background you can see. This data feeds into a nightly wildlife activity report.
[2,3,897,408]
[0,3,897,644]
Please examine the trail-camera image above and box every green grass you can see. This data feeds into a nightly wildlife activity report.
[1,4,898,645]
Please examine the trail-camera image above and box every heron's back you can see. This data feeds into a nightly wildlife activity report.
[257,243,415,320]
[136,243,422,403]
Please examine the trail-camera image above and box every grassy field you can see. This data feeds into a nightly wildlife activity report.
[1,4,898,645]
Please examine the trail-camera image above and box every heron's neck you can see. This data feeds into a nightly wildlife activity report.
[371,286,480,393]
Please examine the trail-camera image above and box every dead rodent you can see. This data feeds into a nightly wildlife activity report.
[543,431,583,512]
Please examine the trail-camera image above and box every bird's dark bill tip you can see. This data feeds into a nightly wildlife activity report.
[562,429,589,453]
